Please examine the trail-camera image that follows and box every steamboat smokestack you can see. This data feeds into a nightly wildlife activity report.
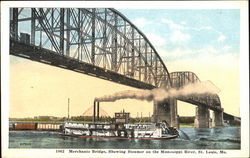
[93,100,100,122]
[93,100,96,122]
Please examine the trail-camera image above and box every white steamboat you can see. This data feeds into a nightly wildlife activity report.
[61,110,179,140]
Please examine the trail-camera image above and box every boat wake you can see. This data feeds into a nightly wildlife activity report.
[178,129,190,140]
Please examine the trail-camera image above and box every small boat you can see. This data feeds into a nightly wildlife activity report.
[60,121,179,140]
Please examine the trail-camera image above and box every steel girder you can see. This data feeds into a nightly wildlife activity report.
[169,71,222,112]
[9,8,172,88]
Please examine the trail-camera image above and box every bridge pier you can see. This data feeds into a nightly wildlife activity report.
[151,98,179,128]
[194,106,210,128]
[212,109,224,127]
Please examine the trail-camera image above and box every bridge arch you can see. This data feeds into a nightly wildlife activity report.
[10,8,224,127]
[10,8,171,89]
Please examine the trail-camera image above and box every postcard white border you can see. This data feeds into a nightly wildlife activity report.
[1,1,249,158]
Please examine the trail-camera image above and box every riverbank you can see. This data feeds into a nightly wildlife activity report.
[179,123,194,127]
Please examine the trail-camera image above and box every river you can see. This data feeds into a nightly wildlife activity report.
[9,126,240,149]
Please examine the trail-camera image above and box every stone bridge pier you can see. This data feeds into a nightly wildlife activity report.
[151,98,179,128]
[212,109,224,127]
[194,106,210,128]
[151,99,224,128]
[194,106,224,128]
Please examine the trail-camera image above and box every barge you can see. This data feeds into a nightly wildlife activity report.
[9,122,63,131]
[61,109,179,140]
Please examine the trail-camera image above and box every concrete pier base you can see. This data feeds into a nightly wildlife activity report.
[151,98,179,128]
[212,109,224,127]
[194,106,210,128]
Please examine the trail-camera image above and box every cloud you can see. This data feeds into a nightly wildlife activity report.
[145,32,166,47]
[161,18,228,44]
[161,18,190,43]
[222,45,231,50]
[161,48,194,60]
[194,26,213,31]
[132,18,152,28]
[180,21,187,25]
[217,34,226,42]
[162,18,214,32]
[170,30,190,43]
[197,46,220,55]
[195,26,227,42]
[161,18,185,30]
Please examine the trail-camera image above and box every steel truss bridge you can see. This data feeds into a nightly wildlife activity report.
[169,72,222,111]
[10,8,222,112]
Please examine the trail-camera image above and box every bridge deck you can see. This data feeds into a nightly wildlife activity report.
[10,40,155,90]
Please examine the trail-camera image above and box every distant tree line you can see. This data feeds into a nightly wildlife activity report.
[179,116,195,123]
[10,116,195,123]
[12,116,239,126]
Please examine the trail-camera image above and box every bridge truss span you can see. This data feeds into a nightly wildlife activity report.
[10,8,171,89]
[169,71,222,112]
[10,8,226,127]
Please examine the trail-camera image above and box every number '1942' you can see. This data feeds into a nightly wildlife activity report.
[56,150,65,153]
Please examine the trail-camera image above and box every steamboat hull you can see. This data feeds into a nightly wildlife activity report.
[60,133,178,140]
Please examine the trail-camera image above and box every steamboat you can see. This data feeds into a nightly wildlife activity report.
[61,109,179,140]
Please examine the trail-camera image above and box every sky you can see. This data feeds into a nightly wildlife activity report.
[119,9,240,116]
[120,9,239,62]
[9,9,240,118]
